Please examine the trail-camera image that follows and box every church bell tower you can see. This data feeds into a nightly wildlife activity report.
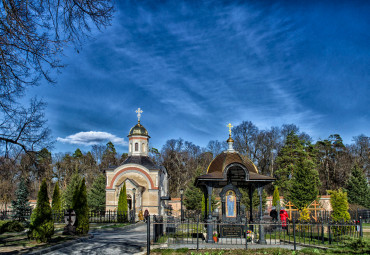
[128,108,150,156]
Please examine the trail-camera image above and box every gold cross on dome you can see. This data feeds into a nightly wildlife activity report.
[135,108,143,122]
[227,123,233,136]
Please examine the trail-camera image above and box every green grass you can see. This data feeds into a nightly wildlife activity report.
[99,223,130,229]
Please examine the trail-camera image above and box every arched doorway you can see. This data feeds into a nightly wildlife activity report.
[127,194,132,210]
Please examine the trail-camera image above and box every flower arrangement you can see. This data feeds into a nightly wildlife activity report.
[213,231,218,237]
[246,230,255,242]
[212,231,218,242]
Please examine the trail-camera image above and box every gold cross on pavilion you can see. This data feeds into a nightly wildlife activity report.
[227,123,233,136]
[136,108,143,123]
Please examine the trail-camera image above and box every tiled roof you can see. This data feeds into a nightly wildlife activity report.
[122,156,159,170]
[207,151,258,174]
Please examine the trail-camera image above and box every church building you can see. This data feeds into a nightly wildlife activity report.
[105,108,169,216]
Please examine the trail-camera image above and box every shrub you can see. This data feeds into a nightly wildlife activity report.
[28,180,54,242]
[72,178,89,235]
[0,220,25,233]
[117,183,128,223]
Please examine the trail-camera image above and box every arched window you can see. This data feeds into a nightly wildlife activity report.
[142,143,145,152]
[135,143,138,151]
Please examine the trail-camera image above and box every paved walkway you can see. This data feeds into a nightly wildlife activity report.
[43,223,147,255]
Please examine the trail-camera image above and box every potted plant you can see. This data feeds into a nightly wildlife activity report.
[212,231,218,242]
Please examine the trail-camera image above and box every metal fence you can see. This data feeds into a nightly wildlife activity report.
[148,215,364,252]
[0,210,131,224]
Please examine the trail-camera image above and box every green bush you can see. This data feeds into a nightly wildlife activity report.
[73,178,89,235]
[0,220,25,233]
[117,183,128,223]
[28,179,54,242]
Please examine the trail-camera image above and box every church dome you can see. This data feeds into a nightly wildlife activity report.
[128,122,149,137]
[207,151,258,174]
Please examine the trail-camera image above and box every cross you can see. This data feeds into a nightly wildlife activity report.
[135,108,143,122]
[227,123,233,136]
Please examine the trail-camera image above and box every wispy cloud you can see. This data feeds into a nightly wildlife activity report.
[57,131,127,146]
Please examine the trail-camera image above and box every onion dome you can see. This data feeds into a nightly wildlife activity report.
[128,122,149,137]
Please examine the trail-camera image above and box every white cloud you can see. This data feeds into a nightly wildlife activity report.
[57,131,127,146]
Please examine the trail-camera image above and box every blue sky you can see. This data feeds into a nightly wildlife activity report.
[27,1,370,154]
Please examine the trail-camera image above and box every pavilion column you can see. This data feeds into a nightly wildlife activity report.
[206,184,214,243]
[258,186,267,244]
[248,186,254,223]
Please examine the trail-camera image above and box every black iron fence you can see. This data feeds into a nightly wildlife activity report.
[0,210,131,224]
[148,215,364,252]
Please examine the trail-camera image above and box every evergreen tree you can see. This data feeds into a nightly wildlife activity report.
[64,171,81,209]
[51,182,62,212]
[87,174,106,211]
[117,183,128,222]
[275,132,307,196]
[101,141,117,168]
[240,188,267,211]
[288,158,320,210]
[329,189,350,222]
[11,178,32,222]
[347,164,370,208]
[72,178,89,235]
[184,167,217,212]
[28,180,54,242]
[272,186,280,207]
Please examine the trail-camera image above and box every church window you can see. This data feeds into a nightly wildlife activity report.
[135,143,138,151]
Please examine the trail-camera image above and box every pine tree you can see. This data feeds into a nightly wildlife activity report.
[28,180,54,242]
[72,178,89,235]
[117,183,128,222]
[64,171,81,209]
[272,186,280,207]
[329,189,350,222]
[11,178,32,222]
[275,132,307,196]
[347,164,370,208]
[87,174,106,211]
[288,158,320,210]
[51,182,62,212]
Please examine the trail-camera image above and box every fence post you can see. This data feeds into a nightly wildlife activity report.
[245,220,248,250]
[360,217,363,238]
[293,220,296,251]
[196,213,199,251]
[321,221,324,244]
[328,222,331,245]
[147,215,150,255]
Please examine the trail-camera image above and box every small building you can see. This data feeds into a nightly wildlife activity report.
[105,109,169,216]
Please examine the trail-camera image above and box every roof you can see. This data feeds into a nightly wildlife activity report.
[207,151,258,174]
[128,122,149,137]
[122,156,159,170]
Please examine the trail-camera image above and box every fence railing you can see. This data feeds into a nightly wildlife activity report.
[149,216,364,251]
[1,210,131,224]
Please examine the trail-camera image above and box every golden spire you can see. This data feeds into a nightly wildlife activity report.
[135,108,143,123]
[227,123,234,143]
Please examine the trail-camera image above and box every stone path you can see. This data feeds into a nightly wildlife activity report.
[43,223,147,255]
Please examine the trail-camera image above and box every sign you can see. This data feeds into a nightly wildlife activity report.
[220,225,243,238]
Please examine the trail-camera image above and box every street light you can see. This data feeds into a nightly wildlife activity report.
[180,188,184,222]
[132,188,136,223]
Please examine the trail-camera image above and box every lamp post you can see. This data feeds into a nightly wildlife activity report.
[132,188,136,223]
[180,188,184,222]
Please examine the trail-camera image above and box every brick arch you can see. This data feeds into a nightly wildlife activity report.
[107,167,157,190]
